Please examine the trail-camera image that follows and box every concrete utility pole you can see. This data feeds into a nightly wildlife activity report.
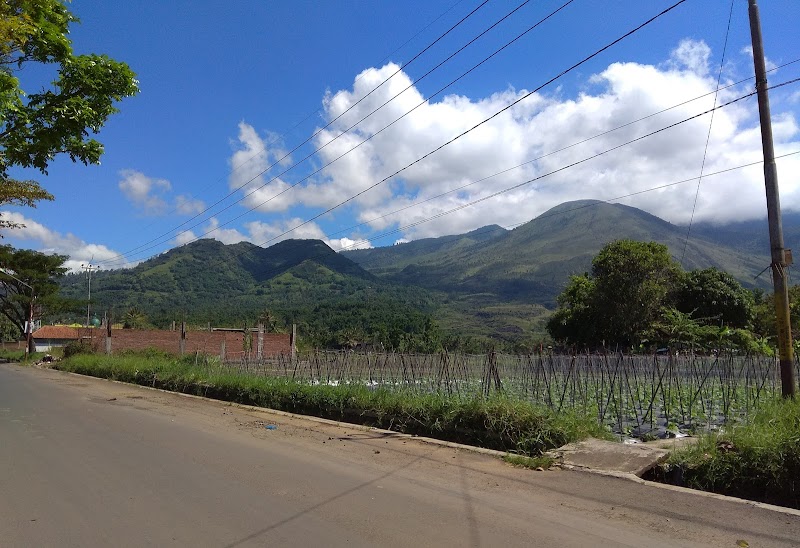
[748,0,795,397]
[81,262,100,328]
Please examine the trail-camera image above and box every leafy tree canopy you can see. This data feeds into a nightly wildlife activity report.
[0,244,69,345]
[672,267,755,329]
[1,0,138,230]
[547,240,764,351]
[547,240,681,348]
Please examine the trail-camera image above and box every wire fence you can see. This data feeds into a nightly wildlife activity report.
[221,350,795,436]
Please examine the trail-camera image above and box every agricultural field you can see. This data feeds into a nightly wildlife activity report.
[223,350,787,439]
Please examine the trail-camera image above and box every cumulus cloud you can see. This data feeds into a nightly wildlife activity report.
[119,170,206,217]
[288,39,799,240]
[0,211,136,271]
[327,237,372,252]
[175,194,206,215]
[217,39,798,250]
[118,170,171,215]
[228,122,296,213]
[172,215,367,252]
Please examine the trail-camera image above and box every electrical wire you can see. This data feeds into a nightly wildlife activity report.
[119,66,795,296]
[100,57,800,268]
[213,77,800,281]
[321,62,800,243]
[99,0,494,264]
[232,0,690,251]
[680,0,736,265]
[93,150,800,293]
[123,0,476,236]
[102,0,683,267]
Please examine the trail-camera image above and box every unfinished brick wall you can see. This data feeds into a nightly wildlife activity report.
[81,328,291,357]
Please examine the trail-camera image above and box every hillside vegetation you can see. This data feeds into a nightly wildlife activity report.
[57,201,783,349]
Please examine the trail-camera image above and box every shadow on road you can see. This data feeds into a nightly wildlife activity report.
[222,450,434,548]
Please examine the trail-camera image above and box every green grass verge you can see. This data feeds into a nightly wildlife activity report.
[502,454,555,469]
[53,352,610,456]
[0,348,59,363]
[652,397,800,508]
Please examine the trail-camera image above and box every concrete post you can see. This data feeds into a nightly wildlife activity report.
[257,323,264,360]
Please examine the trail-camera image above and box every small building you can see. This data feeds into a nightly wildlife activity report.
[31,326,81,352]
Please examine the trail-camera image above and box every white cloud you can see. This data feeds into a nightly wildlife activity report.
[669,39,711,75]
[118,169,171,215]
[212,39,798,251]
[0,211,136,271]
[277,39,799,242]
[327,237,372,252]
[172,215,366,253]
[741,45,778,73]
[201,218,249,245]
[228,122,296,213]
[175,194,206,215]
[119,170,206,217]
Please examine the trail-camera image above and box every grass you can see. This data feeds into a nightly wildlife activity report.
[0,347,61,363]
[52,351,610,456]
[651,396,800,508]
[502,454,556,470]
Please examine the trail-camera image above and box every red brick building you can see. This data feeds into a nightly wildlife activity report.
[32,326,293,358]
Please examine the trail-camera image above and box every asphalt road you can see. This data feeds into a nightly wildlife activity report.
[2,365,799,547]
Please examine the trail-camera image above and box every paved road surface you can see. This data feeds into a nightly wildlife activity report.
[2,365,799,547]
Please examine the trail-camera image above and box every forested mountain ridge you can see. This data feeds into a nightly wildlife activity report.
[58,238,440,349]
[56,201,789,349]
[346,200,775,306]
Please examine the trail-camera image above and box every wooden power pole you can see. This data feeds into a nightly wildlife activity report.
[748,0,796,397]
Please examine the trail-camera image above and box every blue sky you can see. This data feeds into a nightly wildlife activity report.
[3,0,800,270]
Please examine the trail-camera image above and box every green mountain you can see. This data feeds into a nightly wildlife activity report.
[344,200,773,343]
[57,201,781,350]
[59,238,440,349]
[347,200,772,302]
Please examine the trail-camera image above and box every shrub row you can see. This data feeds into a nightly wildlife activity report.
[54,353,609,455]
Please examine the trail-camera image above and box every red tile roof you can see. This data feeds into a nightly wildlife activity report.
[32,326,82,340]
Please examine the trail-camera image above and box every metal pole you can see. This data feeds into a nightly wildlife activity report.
[748,0,795,397]
[81,263,100,327]
[26,289,34,356]
[87,271,91,327]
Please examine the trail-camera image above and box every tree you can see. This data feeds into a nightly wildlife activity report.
[1,0,138,230]
[547,240,680,348]
[122,306,147,329]
[672,268,755,328]
[0,244,68,350]
[546,273,597,347]
[257,308,280,332]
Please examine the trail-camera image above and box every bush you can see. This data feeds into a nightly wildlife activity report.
[659,397,800,508]
[63,340,95,358]
[52,353,609,456]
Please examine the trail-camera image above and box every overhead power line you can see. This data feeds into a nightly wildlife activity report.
[191,76,800,282]
[103,0,682,267]
[282,0,469,138]
[123,0,474,237]
[354,149,800,268]
[680,0,736,265]
[321,63,800,243]
[99,0,493,265]
[101,151,800,290]
[99,56,800,269]
[232,0,690,251]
